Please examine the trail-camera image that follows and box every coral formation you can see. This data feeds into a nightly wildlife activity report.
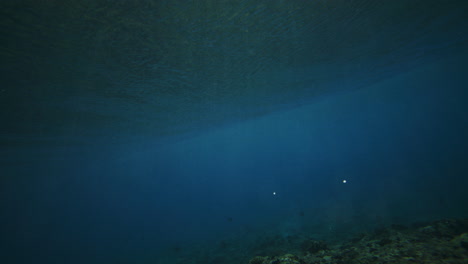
[300,239,328,254]
[169,218,468,264]
[249,254,304,264]
[248,219,468,264]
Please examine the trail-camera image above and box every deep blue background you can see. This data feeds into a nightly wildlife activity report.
[1,1,468,263]
[2,49,468,263]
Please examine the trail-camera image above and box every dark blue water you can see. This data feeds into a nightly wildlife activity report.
[1,1,468,263]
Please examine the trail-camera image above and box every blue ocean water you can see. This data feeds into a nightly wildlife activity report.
[1,1,468,263]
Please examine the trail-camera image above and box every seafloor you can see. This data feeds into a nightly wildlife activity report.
[167,218,468,264]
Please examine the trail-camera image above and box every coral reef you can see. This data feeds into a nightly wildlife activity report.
[249,254,304,264]
[300,239,328,254]
[249,219,468,264]
[168,218,468,264]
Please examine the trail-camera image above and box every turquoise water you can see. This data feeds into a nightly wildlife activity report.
[1,1,467,263]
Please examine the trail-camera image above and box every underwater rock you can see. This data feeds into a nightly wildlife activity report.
[452,232,468,250]
[175,218,468,264]
[275,254,305,264]
[249,254,305,264]
[252,219,468,264]
[300,239,328,254]
[249,256,269,264]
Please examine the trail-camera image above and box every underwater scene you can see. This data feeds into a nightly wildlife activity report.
[1,0,468,263]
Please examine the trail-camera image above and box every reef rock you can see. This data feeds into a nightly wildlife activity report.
[249,254,305,264]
